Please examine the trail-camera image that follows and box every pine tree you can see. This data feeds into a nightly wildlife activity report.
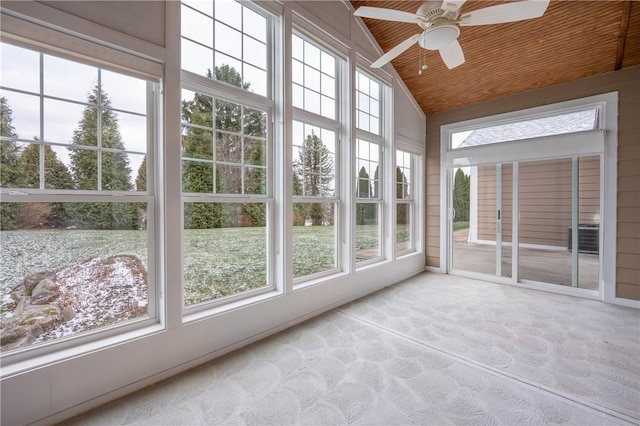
[68,86,137,229]
[396,166,408,224]
[242,137,266,226]
[453,168,470,222]
[18,143,74,228]
[19,144,73,190]
[182,65,267,228]
[293,131,334,225]
[182,70,220,229]
[136,157,146,191]
[292,172,308,226]
[0,96,22,230]
[356,166,371,225]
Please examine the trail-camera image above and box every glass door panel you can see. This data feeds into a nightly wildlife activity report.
[451,166,491,273]
[451,164,512,278]
[518,156,600,289]
[576,155,601,289]
[518,158,573,285]
[500,164,513,279]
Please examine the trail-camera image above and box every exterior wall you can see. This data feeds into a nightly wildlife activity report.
[426,65,640,301]
[477,158,599,248]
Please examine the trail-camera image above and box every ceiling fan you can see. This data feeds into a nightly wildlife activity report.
[354,0,550,69]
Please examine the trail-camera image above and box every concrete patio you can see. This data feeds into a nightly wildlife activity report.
[452,229,599,290]
[62,272,639,425]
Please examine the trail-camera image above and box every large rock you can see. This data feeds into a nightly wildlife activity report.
[0,255,147,351]
[21,271,56,296]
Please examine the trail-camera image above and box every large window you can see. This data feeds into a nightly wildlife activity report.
[291,33,341,281]
[181,1,274,307]
[0,41,155,352]
[396,150,415,254]
[355,70,384,263]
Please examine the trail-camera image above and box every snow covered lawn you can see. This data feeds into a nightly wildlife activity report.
[1,225,387,316]
[1,229,147,317]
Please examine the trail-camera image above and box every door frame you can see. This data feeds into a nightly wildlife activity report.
[439,92,618,302]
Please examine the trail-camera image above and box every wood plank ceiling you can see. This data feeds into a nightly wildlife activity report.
[350,0,640,115]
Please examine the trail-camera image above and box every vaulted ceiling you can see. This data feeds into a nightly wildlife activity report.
[350,0,640,115]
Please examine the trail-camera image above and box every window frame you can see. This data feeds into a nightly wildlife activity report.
[0,39,161,361]
[439,92,618,303]
[179,0,277,313]
[354,69,386,266]
[290,29,345,285]
[395,148,416,256]
[179,84,275,311]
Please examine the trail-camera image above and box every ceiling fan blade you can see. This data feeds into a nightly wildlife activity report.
[354,6,424,24]
[459,0,550,26]
[371,34,421,68]
[441,0,466,13]
[439,39,465,69]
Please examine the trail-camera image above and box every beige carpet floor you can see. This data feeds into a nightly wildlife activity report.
[62,273,640,425]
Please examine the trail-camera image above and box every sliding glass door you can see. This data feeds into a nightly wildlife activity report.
[448,155,601,291]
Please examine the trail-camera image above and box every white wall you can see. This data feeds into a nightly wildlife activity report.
[0,1,426,424]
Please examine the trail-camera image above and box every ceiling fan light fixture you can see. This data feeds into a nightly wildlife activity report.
[419,23,460,50]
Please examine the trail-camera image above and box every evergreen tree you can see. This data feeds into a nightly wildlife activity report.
[0,96,20,187]
[396,166,408,224]
[182,65,267,228]
[182,70,222,229]
[293,131,334,225]
[68,86,138,229]
[136,157,146,191]
[0,96,22,230]
[356,166,371,225]
[453,168,470,222]
[134,157,148,229]
[373,165,380,198]
[243,138,266,226]
[292,172,307,226]
[19,144,73,190]
[19,143,74,227]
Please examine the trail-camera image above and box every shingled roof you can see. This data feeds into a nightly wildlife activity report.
[457,109,597,148]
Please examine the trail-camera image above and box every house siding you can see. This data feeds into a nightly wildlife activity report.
[476,157,599,248]
[425,65,640,301]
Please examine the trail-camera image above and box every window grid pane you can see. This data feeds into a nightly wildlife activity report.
[181,92,268,196]
[356,139,380,200]
[292,121,337,198]
[181,1,269,97]
[356,201,380,262]
[183,201,269,305]
[396,150,412,200]
[356,71,381,135]
[293,202,337,279]
[291,34,337,120]
[0,42,149,193]
[396,150,416,255]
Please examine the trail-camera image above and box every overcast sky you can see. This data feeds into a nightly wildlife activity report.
[1,41,148,186]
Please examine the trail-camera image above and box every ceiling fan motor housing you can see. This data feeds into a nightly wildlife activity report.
[416,1,449,19]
